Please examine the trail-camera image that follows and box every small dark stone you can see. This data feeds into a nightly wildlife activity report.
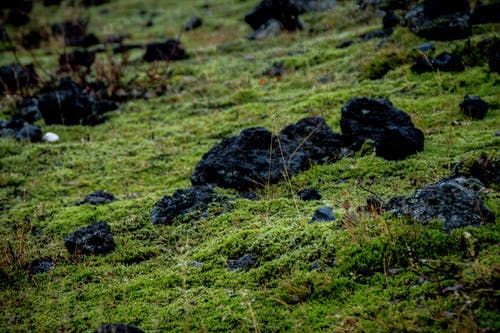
[28,259,52,275]
[16,98,41,123]
[470,3,500,25]
[151,185,226,225]
[411,52,465,73]
[360,28,393,41]
[6,8,31,27]
[228,253,256,271]
[64,222,116,255]
[266,61,285,77]
[336,40,354,49]
[383,10,400,29]
[51,19,99,47]
[460,96,489,119]
[340,97,424,160]
[414,41,436,55]
[383,177,495,231]
[143,39,188,62]
[244,0,302,31]
[241,192,260,200]
[183,16,203,31]
[311,206,336,223]
[291,0,336,13]
[16,124,42,142]
[0,63,38,94]
[82,190,116,205]
[298,188,322,201]
[94,324,144,333]
[59,50,96,70]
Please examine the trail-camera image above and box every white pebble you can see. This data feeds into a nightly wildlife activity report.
[43,132,60,143]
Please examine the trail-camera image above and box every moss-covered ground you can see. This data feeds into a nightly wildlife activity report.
[0,0,499,331]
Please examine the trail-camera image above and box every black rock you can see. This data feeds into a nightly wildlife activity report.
[460,96,489,119]
[16,124,42,142]
[298,188,322,201]
[28,259,53,275]
[361,196,384,214]
[6,8,31,26]
[16,98,41,123]
[384,177,494,231]
[0,64,38,94]
[0,0,33,11]
[228,253,257,271]
[411,52,465,73]
[340,97,424,160]
[95,100,120,114]
[247,19,283,40]
[51,19,99,47]
[21,30,43,49]
[143,39,188,62]
[72,33,100,47]
[64,222,116,255]
[43,0,63,6]
[81,190,116,205]
[291,0,336,13]
[360,28,393,41]
[470,3,500,25]
[266,62,285,77]
[489,39,500,74]
[183,16,202,31]
[414,41,436,55]
[38,77,115,125]
[336,40,354,49]
[383,10,400,30]
[59,50,96,70]
[311,206,336,223]
[244,0,302,31]
[404,2,471,40]
[94,324,144,333]
[241,192,260,201]
[191,117,344,191]
[151,185,225,225]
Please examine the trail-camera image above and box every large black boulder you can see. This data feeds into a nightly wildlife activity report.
[143,39,188,62]
[64,222,116,255]
[340,97,424,160]
[0,64,38,94]
[151,185,226,225]
[244,0,302,31]
[94,324,144,333]
[38,77,118,125]
[384,177,495,231]
[191,117,344,191]
[404,1,471,40]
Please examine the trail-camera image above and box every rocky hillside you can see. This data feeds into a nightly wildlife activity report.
[0,0,499,332]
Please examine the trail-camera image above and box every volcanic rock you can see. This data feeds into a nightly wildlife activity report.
[143,39,188,62]
[28,259,53,275]
[460,96,489,119]
[0,63,38,94]
[80,190,117,205]
[244,0,302,31]
[383,10,400,29]
[16,98,41,123]
[51,19,99,47]
[411,52,465,73]
[414,41,436,55]
[340,97,424,160]
[191,117,344,191]
[94,324,144,333]
[291,0,336,13]
[298,188,322,201]
[311,206,336,223]
[404,1,471,40]
[59,50,96,70]
[183,16,202,31]
[383,177,494,231]
[16,124,42,142]
[229,253,257,271]
[64,222,116,255]
[360,28,393,41]
[151,185,226,225]
[470,3,500,24]
[38,77,118,125]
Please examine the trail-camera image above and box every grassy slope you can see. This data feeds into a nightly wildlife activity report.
[0,0,499,331]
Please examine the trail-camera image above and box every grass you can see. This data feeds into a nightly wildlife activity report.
[0,0,499,332]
